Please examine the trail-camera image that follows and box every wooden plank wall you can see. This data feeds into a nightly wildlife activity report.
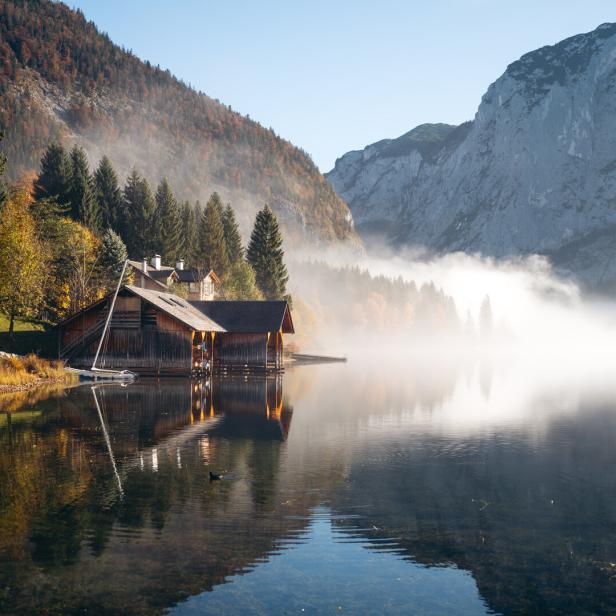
[217,333,268,368]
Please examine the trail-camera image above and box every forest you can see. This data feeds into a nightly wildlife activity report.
[0,136,290,336]
[0,0,356,244]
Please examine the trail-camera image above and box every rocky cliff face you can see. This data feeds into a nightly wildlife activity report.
[327,23,616,288]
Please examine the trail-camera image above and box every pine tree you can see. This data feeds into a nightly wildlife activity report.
[94,156,122,232]
[68,145,100,232]
[123,168,155,259]
[153,178,182,262]
[34,143,70,206]
[209,191,225,220]
[222,204,244,264]
[197,195,229,278]
[181,200,197,265]
[98,229,129,292]
[246,205,289,300]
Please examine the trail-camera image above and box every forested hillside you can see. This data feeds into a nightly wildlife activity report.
[0,0,357,245]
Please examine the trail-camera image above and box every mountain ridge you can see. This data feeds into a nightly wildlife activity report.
[327,22,616,289]
[0,0,357,246]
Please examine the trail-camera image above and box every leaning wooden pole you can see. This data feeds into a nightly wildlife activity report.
[92,259,129,371]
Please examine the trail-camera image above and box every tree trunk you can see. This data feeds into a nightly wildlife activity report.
[8,310,15,340]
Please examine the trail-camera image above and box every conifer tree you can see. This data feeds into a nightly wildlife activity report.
[209,191,225,220]
[98,229,129,292]
[34,142,70,206]
[181,200,197,265]
[123,169,155,259]
[246,205,289,300]
[68,145,100,232]
[222,204,244,264]
[94,156,122,232]
[198,195,229,278]
[153,178,182,262]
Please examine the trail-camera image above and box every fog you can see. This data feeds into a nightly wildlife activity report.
[287,243,616,378]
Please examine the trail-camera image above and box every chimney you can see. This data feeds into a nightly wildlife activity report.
[141,258,148,273]
[151,254,161,270]
[176,259,184,271]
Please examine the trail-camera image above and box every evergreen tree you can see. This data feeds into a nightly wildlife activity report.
[181,200,197,265]
[34,142,70,206]
[68,145,100,232]
[222,204,244,264]
[246,205,289,300]
[197,195,229,278]
[123,169,155,259]
[153,178,182,262]
[209,191,225,220]
[94,156,123,232]
[98,229,129,292]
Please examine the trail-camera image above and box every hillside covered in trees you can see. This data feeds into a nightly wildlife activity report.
[0,0,357,246]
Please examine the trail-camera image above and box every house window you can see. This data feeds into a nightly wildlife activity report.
[204,280,213,296]
[189,282,199,292]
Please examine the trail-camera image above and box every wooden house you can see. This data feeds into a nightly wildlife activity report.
[58,286,294,375]
[128,256,178,291]
[174,261,220,300]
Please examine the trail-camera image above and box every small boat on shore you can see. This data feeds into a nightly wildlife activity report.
[77,260,137,383]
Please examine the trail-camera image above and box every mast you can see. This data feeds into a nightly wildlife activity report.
[92,259,129,371]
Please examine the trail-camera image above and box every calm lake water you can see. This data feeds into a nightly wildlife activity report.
[2,357,616,615]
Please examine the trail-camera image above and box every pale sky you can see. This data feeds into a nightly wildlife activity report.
[69,0,616,171]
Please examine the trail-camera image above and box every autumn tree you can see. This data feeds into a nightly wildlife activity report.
[122,169,155,259]
[68,145,100,232]
[94,156,123,232]
[225,261,262,300]
[197,194,229,278]
[153,178,182,262]
[0,131,7,207]
[34,142,70,207]
[0,190,45,336]
[247,205,289,300]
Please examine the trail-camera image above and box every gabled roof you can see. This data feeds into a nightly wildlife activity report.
[175,268,220,284]
[190,301,294,334]
[127,260,178,283]
[126,286,225,332]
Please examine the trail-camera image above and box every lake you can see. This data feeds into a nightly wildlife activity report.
[1,356,616,615]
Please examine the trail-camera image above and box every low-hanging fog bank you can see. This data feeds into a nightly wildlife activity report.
[287,244,616,363]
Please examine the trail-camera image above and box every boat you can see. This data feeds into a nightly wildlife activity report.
[78,259,137,383]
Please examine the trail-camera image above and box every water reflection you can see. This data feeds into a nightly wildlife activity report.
[1,359,616,614]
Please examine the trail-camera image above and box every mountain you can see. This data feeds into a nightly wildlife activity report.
[0,0,357,246]
[327,23,616,289]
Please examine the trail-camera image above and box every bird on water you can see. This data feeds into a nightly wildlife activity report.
[209,471,222,481]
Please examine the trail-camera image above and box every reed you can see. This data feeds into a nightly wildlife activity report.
[0,354,73,386]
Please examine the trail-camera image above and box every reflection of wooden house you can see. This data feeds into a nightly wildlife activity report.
[58,285,294,375]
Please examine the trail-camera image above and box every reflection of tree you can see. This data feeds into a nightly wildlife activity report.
[0,376,308,615]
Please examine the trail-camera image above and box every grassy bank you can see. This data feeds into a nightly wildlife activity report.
[0,353,77,393]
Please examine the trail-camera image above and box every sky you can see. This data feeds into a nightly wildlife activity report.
[69,0,616,171]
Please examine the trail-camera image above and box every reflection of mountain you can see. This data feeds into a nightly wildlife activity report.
[327,399,616,615]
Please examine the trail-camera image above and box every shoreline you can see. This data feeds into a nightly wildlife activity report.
[0,374,75,395]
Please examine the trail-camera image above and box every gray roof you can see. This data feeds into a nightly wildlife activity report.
[125,286,225,332]
[128,260,176,283]
[190,301,294,334]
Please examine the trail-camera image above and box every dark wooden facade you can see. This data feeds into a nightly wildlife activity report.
[58,287,294,375]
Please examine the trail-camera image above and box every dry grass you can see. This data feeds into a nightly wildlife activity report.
[0,354,72,387]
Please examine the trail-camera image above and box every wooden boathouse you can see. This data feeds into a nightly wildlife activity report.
[58,285,294,375]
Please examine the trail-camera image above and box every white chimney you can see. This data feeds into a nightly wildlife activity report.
[142,258,148,273]
[176,259,184,271]
[151,254,161,270]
